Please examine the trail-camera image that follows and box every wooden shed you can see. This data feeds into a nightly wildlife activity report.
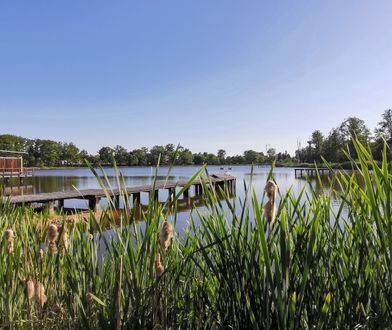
[0,150,32,179]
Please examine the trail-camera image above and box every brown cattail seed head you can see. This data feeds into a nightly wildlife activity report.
[26,280,35,301]
[63,231,69,250]
[155,253,164,277]
[6,241,14,255]
[48,241,58,255]
[35,281,47,307]
[160,221,174,250]
[264,200,276,224]
[38,248,44,260]
[60,231,69,255]
[4,229,14,242]
[48,224,58,241]
[264,180,278,199]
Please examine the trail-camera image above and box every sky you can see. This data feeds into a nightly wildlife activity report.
[0,1,391,155]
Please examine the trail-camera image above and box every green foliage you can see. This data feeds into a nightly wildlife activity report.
[297,110,392,164]
[1,140,392,328]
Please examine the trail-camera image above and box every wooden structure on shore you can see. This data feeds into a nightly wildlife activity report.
[5,174,236,214]
[294,168,332,178]
[0,150,33,182]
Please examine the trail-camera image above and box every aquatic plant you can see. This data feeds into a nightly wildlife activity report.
[0,140,391,328]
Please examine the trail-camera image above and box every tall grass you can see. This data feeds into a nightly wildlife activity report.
[0,140,391,328]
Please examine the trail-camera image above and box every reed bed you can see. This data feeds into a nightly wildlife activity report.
[0,141,392,329]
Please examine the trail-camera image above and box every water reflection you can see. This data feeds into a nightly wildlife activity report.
[1,165,356,224]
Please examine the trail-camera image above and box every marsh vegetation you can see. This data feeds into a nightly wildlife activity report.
[1,141,392,328]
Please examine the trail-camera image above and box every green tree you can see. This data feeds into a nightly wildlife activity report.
[243,150,259,164]
[61,142,81,164]
[193,153,206,165]
[178,148,194,165]
[0,134,27,151]
[149,145,166,165]
[114,145,128,165]
[206,153,219,165]
[98,147,114,165]
[128,152,139,166]
[164,144,176,164]
[310,130,324,162]
[339,117,371,157]
[37,140,62,166]
[373,109,392,160]
[132,148,148,166]
[217,149,226,165]
[375,109,392,141]
[323,128,344,163]
[266,148,276,162]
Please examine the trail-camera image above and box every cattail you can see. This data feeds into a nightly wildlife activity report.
[4,229,15,255]
[4,229,14,242]
[264,180,277,199]
[264,180,277,224]
[35,281,47,307]
[160,221,174,250]
[48,241,58,255]
[6,241,14,255]
[264,200,276,224]
[38,248,44,260]
[155,253,164,277]
[26,280,35,301]
[63,231,69,250]
[60,231,69,254]
[48,224,58,241]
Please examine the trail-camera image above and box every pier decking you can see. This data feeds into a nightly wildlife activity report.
[5,174,236,214]
[294,168,333,178]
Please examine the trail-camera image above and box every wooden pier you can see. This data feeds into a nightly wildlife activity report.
[5,174,236,214]
[294,168,332,178]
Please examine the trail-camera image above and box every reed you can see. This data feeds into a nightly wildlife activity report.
[0,140,391,328]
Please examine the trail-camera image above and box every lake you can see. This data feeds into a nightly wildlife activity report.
[3,164,332,205]
[2,164,342,241]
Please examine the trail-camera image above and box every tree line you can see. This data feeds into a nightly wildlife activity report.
[0,109,390,167]
[0,135,286,167]
[296,109,392,163]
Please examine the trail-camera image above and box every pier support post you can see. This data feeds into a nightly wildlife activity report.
[183,188,189,199]
[89,197,101,212]
[58,199,64,210]
[133,193,140,205]
[167,188,175,201]
[112,195,120,209]
[194,184,200,195]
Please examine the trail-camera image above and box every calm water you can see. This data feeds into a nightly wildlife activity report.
[3,165,339,238]
[4,165,329,205]
[5,165,324,194]
[2,166,347,258]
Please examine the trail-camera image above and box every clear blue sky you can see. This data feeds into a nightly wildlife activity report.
[1,1,391,155]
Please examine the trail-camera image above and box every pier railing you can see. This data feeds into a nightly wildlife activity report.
[0,168,34,179]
